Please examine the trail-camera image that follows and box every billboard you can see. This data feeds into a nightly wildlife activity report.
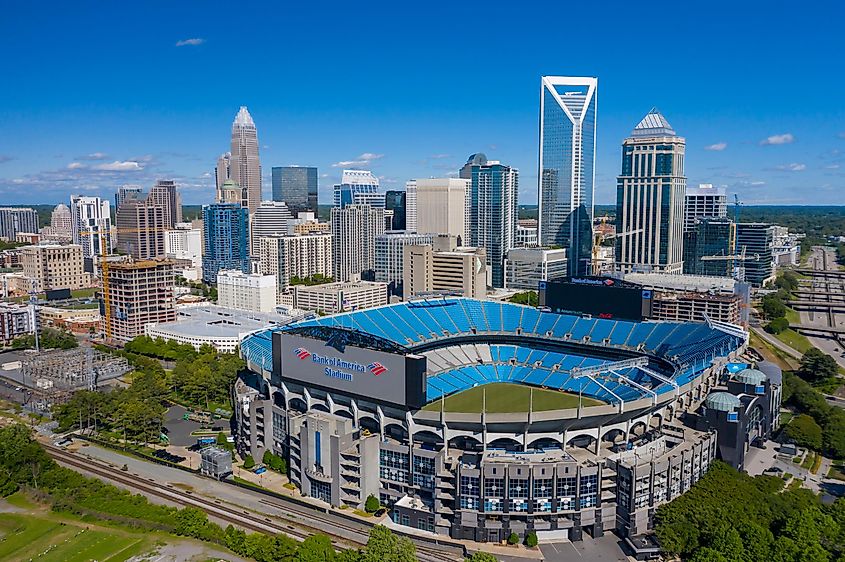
[45,288,72,301]
[538,277,653,321]
[273,331,427,409]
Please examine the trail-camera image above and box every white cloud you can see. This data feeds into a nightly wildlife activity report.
[704,142,727,151]
[760,133,795,146]
[825,163,841,170]
[83,152,109,160]
[175,38,205,47]
[93,160,143,171]
[775,163,806,172]
[430,153,450,159]
[67,162,85,170]
[332,153,384,168]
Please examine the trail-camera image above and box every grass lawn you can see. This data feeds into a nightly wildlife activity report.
[829,462,845,482]
[785,307,800,324]
[421,382,603,413]
[749,331,797,370]
[774,328,813,355]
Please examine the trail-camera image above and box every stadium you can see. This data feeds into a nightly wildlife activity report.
[236,296,749,543]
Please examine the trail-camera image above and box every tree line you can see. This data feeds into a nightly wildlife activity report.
[655,461,844,562]
[0,423,498,562]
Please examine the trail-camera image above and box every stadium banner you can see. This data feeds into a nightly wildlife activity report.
[273,331,426,409]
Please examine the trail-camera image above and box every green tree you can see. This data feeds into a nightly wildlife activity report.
[798,348,839,384]
[508,291,538,307]
[766,317,789,334]
[506,532,519,545]
[297,534,336,562]
[364,494,380,514]
[786,414,824,451]
[363,525,416,562]
[524,531,538,548]
[243,455,255,469]
[467,552,498,562]
[761,294,787,319]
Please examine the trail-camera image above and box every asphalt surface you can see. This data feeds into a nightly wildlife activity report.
[799,247,845,370]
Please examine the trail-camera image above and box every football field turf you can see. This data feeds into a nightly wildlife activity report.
[421,382,603,413]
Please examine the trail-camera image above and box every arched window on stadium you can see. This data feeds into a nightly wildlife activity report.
[488,437,522,452]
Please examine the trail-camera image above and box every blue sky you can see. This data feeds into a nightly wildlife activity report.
[1,1,843,206]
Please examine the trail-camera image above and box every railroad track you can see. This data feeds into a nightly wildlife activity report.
[44,445,460,562]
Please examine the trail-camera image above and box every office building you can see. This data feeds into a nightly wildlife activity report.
[201,203,251,284]
[615,109,686,274]
[115,192,167,260]
[115,185,143,209]
[147,180,182,227]
[215,152,231,201]
[19,244,86,292]
[0,207,38,242]
[257,233,333,295]
[0,303,36,345]
[271,166,318,214]
[470,161,518,288]
[40,203,73,242]
[230,106,262,213]
[217,270,277,313]
[504,247,568,290]
[772,227,800,266]
[333,170,384,208]
[331,205,385,282]
[684,184,727,232]
[375,232,435,297]
[538,76,597,276]
[218,179,242,204]
[516,219,538,248]
[459,153,487,180]
[736,223,775,287]
[415,178,470,244]
[292,280,388,313]
[404,235,487,299]
[250,201,294,255]
[385,190,407,230]
[683,218,736,277]
[290,213,330,235]
[405,180,417,232]
[70,195,112,263]
[103,259,176,341]
[165,224,203,270]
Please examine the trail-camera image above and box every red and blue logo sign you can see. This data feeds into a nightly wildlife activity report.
[367,362,388,376]
[294,347,312,360]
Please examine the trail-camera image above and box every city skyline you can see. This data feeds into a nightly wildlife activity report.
[0,2,843,206]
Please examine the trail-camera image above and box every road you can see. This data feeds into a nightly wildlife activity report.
[796,246,845,370]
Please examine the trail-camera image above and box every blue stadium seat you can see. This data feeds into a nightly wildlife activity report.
[387,306,431,340]
[519,308,542,334]
[533,312,559,336]
[438,302,471,333]
[460,299,489,331]
[374,307,421,343]
[405,306,443,338]
[482,301,504,332]
[608,320,637,346]
[551,316,578,338]
[569,318,594,341]
[524,367,551,385]
[502,304,523,332]
[626,323,657,348]
[588,319,615,342]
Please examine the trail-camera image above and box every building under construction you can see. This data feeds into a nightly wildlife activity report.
[103,258,177,341]
[19,347,130,404]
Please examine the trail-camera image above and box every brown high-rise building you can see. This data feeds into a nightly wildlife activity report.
[103,259,176,341]
[20,244,86,292]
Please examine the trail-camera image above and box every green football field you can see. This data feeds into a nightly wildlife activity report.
[421,382,604,413]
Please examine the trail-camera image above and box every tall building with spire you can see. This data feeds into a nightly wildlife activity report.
[229,107,261,213]
[537,76,597,276]
[615,109,686,274]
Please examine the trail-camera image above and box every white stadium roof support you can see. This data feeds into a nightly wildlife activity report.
[570,357,649,379]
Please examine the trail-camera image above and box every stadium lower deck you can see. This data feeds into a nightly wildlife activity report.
[242,297,744,408]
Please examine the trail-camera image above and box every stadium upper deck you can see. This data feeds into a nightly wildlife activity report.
[241,297,745,407]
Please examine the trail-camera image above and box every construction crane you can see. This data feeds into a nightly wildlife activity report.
[733,193,741,223]
[79,226,165,340]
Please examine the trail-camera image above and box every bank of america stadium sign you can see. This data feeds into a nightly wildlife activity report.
[292,348,388,382]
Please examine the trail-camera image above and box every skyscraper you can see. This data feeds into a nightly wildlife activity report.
[470,161,518,288]
[384,190,406,230]
[230,107,262,213]
[736,223,776,287]
[70,195,112,264]
[333,170,384,208]
[115,193,166,259]
[414,178,470,244]
[115,185,143,209]
[250,201,294,255]
[201,203,251,284]
[0,208,38,241]
[537,76,597,276]
[374,232,434,296]
[331,204,385,282]
[405,180,417,232]
[684,184,728,232]
[49,204,72,238]
[615,109,686,274]
[683,218,736,277]
[271,166,318,214]
[215,152,231,201]
[147,180,183,227]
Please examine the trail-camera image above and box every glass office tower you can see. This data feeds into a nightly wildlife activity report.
[538,76,597,276]
[471,161,518,288]
[271,166,318,215]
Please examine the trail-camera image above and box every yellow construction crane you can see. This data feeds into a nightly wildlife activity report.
[79,226,165,340]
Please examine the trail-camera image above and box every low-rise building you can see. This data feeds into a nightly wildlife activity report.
[293,280,387,313]
[0,303,36,345]
[504,248,568,290]
[217,270,277,313]
[145,304,295,353]
[39,305,100,333]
